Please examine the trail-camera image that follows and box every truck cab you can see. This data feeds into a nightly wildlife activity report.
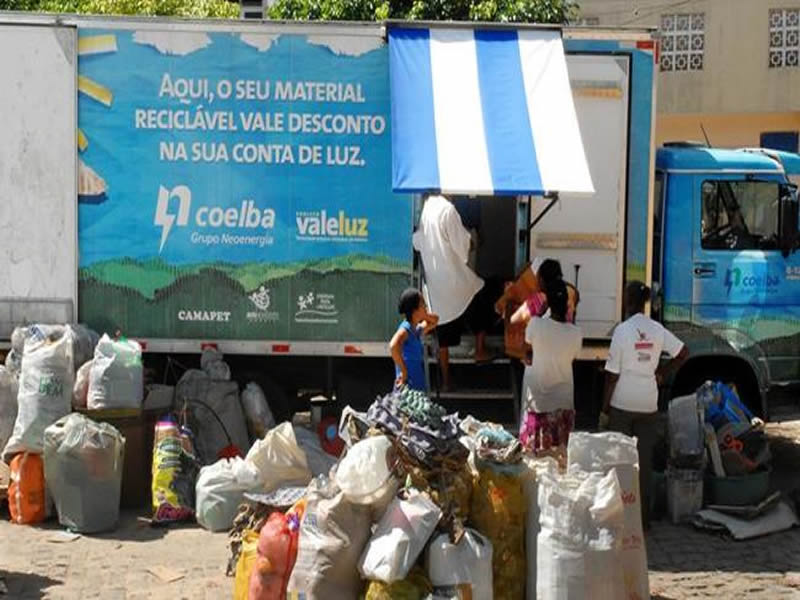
[654,144,800,417]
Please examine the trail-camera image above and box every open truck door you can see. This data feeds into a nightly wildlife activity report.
[387,24,595,411]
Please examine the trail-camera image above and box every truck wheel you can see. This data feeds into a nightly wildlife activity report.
[669,360,763,418]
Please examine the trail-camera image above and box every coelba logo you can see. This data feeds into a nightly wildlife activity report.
[295,209,368,242]
[724,267,780,296]
[154,185,275,252]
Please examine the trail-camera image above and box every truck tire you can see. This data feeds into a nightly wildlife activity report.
[669,359,763,417]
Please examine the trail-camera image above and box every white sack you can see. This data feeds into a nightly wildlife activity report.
[287,476,372,600]
[195,457,261,532]
[3,334,73,461]
[537,468,625,600]
[359,491,442,583]
[567,431,649,600]
[87,335,143,410]
[427,529,493,600]
[245,422,312,492]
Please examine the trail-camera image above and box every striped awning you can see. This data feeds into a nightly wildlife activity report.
[388,27,594,196]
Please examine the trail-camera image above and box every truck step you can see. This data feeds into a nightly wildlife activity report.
[431,389,515,401]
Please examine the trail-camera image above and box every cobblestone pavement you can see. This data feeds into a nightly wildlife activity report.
[2,420,800,599]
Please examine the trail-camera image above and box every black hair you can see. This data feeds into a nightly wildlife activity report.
[625,281,651,316]
[538,259,564,288]
[398,288,423,321]
[545,279,569,322]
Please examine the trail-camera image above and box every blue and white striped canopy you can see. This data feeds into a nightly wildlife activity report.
[389,27,594,196]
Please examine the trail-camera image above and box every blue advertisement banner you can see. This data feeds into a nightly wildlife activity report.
[76,28,412,341]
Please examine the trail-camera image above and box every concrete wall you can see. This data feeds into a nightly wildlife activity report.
[579,0,800,147]
[656,111,800,148]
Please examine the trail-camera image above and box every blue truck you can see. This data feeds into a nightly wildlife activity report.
[1,13,797,418]
[655,146,800,417]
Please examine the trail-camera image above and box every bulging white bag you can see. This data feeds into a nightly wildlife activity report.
[3,334,74,461]
[245,422,312,492]
[88,335,143,410]
[358,491,442,583]
[427,528,493,600]
[195,457,261,532]
[241,382,275,440]
[522,455,559,600]
[537,468,625,600]
[44,413,125,533]
[0,367,19,457]
[287,476,372,600]
[567,431,649,600]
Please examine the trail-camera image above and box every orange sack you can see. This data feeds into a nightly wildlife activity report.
[249,500,306,600]
[8,452,46,525]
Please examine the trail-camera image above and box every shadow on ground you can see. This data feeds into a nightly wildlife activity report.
[0,571,61,599]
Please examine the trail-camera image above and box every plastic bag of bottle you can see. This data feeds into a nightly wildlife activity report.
[44,413,125,533]
[359,491,442,583]
[242,382,276,440]
[87,334,143,410]
[195,457,261,532]
[427,529,493,600]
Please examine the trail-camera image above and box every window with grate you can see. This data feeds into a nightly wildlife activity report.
[660,13,705,72]
[573,17,600,26]
[769,8,800,68]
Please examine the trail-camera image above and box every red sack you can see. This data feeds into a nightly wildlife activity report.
[249,500,306,600]
[8,452,46,524]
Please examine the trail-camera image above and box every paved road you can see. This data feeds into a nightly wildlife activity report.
[2,420,800,599]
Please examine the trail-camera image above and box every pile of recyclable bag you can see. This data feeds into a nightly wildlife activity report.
[213,389,650,600]
[44,413,125,533]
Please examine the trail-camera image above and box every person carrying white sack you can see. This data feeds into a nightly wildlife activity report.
[599,281,688,529]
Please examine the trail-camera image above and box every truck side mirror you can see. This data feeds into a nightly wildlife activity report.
[779,183,799,258]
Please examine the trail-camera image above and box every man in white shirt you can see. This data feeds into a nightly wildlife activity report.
[600,281,688,528]
[412,194,492,389]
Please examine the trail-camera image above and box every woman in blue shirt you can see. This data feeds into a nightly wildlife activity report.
[390,288,439,391]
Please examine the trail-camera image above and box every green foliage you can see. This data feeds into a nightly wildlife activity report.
[267,0,579,23]
[0,0,240,18]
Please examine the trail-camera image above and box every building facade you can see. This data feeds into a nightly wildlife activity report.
[578,0,800,150]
